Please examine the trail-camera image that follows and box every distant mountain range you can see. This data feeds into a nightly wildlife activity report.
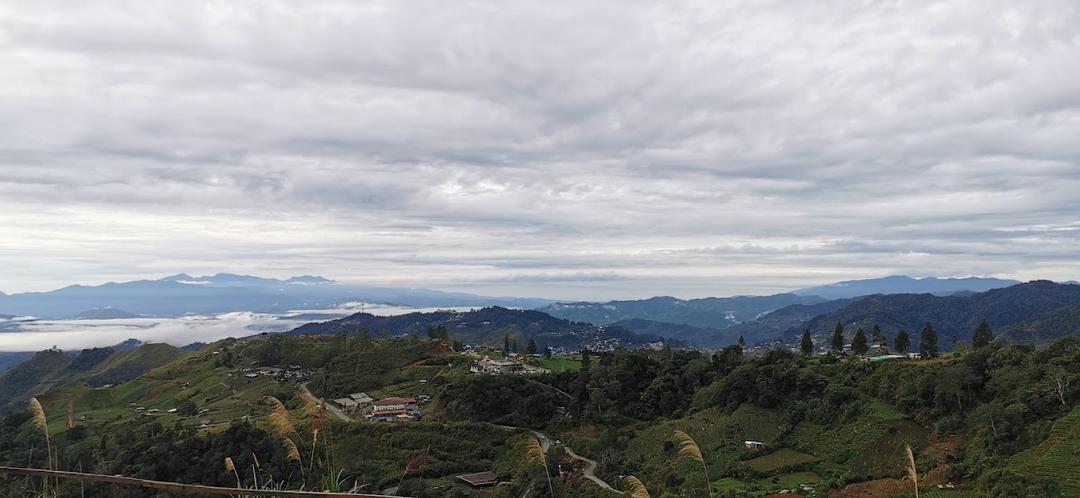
[0,273,552,318]
[288,306,674,351]
[792,281,1080,348]
[792,275,1019,299]
[539,294,826,330]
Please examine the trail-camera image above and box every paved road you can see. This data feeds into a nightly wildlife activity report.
[500,426,616,493]
[299,382,351,423]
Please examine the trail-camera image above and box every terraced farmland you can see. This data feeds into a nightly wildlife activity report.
[1009,406,1080,496]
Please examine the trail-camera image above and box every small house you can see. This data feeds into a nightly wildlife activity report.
[744,440,767,451]
[333,398,359,413]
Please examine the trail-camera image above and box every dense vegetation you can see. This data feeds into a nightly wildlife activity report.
[0,344,186,412]
[0,328,1077,497]
[797,281,1080,348]
[540,294,825,329]
[289,306,674,351]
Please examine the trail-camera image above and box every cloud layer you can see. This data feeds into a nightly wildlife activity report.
[2,1,1079,299]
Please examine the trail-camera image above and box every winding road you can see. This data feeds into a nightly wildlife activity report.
[503,426,617,493]
[299,382,351,422]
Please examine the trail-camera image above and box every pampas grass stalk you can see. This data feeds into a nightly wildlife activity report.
[224,457,241,488]
[905,444,919,498]
[264,396,298,439]
[673,430,711,496]
[524,436,555,498]
[29,398,52,471]
[624,475,650,498]
[284,437,304,478]
[66,399,76,430]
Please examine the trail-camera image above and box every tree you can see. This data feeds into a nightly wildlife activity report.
[872,325,885,352]
[543,347,552,358]
[852,327,869,356]
[895,329,910,354]
[503,333,511,357]
[800,329,814,357]
[831,321,845,353]
[527,338,538,355]
[972,320,994,349]
[920,322,938,357]
[738,336,746,348]
[580,349,591,373]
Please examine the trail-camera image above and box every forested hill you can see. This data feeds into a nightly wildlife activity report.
[792,281,1080,346]
[998,301,1080,345]
[0,343,185,413]
[287,306,672,350]
[539,293,826,329]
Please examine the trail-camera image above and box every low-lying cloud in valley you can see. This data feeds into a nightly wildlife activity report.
[0,313,291,352]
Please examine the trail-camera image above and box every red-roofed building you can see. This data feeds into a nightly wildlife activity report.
[369,396,419,421]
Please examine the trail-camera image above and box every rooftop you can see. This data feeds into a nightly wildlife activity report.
[456,471,499,487]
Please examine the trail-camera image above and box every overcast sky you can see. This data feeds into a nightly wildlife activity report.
[2,1,1079,300]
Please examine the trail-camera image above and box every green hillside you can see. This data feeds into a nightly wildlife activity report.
[0,343,187,413]
[998,302,1080,345]
[1009,406,1080,496]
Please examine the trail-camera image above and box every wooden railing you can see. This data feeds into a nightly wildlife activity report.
[0,466,407,497]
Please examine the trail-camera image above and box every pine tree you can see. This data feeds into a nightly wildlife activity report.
[919,322,938,357]
[852,327,869,356]
[527,338,538,355]
[800,329,814,357]
[738,336,746,348]
[972,320,994,349]
[503,333,510,357]
[871,325,885,352]
[831,321,845,353]
[895,329,910,354]
[580,349,591,373]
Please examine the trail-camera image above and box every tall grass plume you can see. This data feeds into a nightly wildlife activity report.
[673,430,711,496]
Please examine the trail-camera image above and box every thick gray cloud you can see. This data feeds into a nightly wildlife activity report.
[1,1,1079,300]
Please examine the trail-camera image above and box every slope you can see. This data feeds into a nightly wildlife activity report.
[0,343,187,413]
[997,302,1080,345]
[793,275,1018,299]
[288,306,672,351]
[1009,406,1080,496]
[540,293,826,329]
[792,281,1080,348]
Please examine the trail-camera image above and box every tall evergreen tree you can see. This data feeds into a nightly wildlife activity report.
[503,333,511,357]
[852,327,869,356]
[831,321,845,352]
[738,336,746,348]
[919,322,938,357]
[580,349,592,373]
[972,319,994,349]
[527,338,538,355]
[800,329,814,357]
[871,325,885,352]
[895,329,911,354]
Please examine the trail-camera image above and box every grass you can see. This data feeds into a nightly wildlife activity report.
[770,470,824,488]
[1009,406,1080,497]
[744,448,819,473]
[537,356,582,372]
[868,399,907,421]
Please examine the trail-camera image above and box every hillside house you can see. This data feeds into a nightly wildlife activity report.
[369,396,419,421]
[471,357,548,375]
[332,398,359,413]
[744,440,767,451]
[349,392,374,412]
